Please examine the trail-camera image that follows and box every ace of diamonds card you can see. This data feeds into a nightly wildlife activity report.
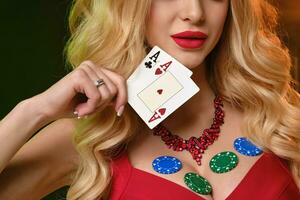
[127,46,200,129]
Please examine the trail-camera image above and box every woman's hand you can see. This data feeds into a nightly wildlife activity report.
[33,60,127,122]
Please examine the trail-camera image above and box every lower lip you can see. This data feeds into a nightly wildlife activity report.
[171,37,206,49]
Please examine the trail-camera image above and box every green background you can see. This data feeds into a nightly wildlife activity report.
[0,1,71,119]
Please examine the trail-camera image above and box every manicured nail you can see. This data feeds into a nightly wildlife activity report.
[74,111,81,119]
[117,105,125,117]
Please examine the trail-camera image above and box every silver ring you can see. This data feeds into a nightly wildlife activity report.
[95,79,105,88]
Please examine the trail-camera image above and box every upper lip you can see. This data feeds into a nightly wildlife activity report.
[171,31,208,39]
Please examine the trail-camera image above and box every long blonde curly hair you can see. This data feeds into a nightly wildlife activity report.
[64,0,300,199]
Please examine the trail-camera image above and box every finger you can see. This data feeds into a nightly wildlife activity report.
[81,61,118,104]
[72,69,102,117]
[87,61,117,96]
[80,63,112,106]
[100,68,128,113]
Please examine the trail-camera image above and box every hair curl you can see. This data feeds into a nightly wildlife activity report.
[208,0,300,188]
[64,0,300,199]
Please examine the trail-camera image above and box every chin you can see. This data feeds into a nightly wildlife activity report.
[175,55,205,69]
[183,60,203,69]
[151,42,206,68]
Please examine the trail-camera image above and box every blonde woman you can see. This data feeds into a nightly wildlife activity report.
[0,0,300,199]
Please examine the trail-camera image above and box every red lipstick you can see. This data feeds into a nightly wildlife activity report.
[171,31,208,49]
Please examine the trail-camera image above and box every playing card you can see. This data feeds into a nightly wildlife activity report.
[127,46,200,129]
[127,46,192,83]
[138,71,183,112]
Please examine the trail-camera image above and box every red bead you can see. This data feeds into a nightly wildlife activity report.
[152,96,225,166]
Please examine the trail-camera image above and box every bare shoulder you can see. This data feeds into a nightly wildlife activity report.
[0,118,79,199]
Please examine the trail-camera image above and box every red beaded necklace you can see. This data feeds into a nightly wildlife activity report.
[152,96,225,166]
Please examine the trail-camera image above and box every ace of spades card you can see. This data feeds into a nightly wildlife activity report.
[127,46,200,129]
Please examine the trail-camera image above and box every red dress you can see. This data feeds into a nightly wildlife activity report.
[109,150,300,200]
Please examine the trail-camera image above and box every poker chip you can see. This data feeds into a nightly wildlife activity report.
[184,172,212,195]
[152,156,182,174]
[234,137,263,156]
[209,151,238,173]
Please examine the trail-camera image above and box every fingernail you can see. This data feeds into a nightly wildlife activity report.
[117,105,125,117]
[74,111,81,119]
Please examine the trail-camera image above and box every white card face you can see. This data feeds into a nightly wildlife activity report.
[127,46,200,129]
[127,46,192,83]
[138,71,183,112]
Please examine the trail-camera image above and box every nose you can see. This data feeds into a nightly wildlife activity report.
[179,0,205,24]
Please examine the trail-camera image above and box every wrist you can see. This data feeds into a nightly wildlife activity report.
[18,97,52,128]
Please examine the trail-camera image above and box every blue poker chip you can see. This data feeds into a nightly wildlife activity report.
[152,156,182,174]
[234,137,263,156]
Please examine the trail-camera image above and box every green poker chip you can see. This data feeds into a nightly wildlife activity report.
[209,151,238,173]
[184,172,212,195]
